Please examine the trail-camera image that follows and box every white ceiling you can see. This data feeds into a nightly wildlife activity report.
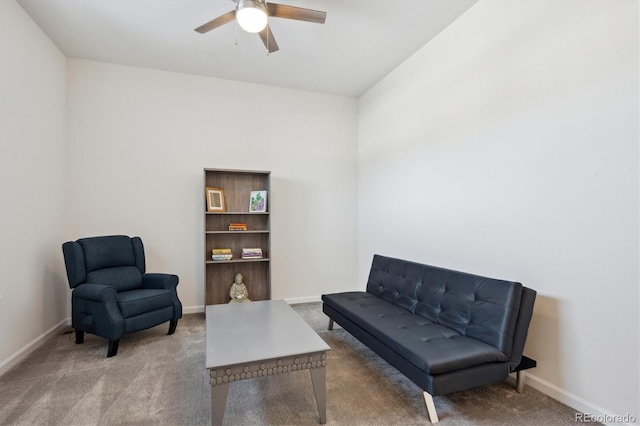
[17,0,477,97]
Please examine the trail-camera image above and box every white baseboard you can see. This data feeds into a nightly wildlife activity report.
[284,296,322,304]
[183,305,204,314]
[0,317,71,377]
[182,297,322,314]
[509,372,636,425]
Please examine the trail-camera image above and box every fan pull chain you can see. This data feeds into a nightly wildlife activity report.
[235,19,238,46]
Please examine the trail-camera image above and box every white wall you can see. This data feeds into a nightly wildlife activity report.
[2,0,637,420]
[66,59,359,310]
[358,0,638,421]
[0,0,68,372]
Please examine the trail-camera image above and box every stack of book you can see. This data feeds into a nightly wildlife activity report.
[211,248,233,261]
[241,248,263,259]
[228,222,248,231]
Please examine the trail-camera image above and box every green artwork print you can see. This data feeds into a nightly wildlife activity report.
[250,191,267,212]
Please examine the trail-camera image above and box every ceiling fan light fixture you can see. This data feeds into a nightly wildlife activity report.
[236,0,268,33]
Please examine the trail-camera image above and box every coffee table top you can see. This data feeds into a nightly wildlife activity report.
[206,299,330,369]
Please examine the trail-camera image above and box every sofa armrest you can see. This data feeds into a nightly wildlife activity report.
[508,287,537,371]
[142,273,179,290]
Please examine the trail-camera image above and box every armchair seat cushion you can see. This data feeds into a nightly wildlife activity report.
[117,289,174,319]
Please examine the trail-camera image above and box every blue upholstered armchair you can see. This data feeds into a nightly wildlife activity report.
[62,235,182,357]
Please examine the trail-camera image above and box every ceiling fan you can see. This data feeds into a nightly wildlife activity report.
[194,0,327,53]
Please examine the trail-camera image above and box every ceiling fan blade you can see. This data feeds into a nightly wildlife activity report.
[258,25,280,53]
[266,3,326,24]
[194,10,236,34]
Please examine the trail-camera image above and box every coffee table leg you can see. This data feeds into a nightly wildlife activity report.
[309,367,327,424]
[211,382,229,426]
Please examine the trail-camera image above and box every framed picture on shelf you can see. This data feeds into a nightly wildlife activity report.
[206,187,225,212]
[249,190,267,213]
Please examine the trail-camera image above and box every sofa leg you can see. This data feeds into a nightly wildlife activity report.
[168,319,178,335]
[107,340,119,357]
[75,329,84,344]
[513,355,536,393]
[328,319,334,331]
[422,391,439,423]
[516,370,526,393]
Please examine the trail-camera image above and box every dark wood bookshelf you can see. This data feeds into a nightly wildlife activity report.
[204,169,271,305]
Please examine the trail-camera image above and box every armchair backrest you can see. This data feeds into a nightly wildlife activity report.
[62,235,146,292]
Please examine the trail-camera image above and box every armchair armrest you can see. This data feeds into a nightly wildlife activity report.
[71,283,124,342]
[142,273,179,290]
[73,283,117,303]
[143,273,182,321]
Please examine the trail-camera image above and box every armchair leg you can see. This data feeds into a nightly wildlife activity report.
[328,319,334,330]
[168,319,178,335]
[75,329,84,344]
[107,340,119,357]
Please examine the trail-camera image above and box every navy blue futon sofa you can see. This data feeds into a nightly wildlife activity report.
[322,254,536,423]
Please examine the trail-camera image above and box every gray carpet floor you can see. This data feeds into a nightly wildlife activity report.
[0,302,587,425]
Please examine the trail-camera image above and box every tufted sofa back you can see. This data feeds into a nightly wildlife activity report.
[63,235,146,292]
[366,254,532,363]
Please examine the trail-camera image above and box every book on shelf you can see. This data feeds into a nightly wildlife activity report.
[212,248,232,255]
[241,248,263,259]
[228,222,248,231]
[211,254,233,261]
[211,248,233,261]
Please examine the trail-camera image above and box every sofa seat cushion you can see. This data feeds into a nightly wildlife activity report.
[323,291,508,375]
[117,289,173,319]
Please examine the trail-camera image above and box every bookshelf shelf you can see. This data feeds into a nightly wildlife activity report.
[206,212,270,215]
[204,168,271,305]
[205,258,271,264]
[206,231,270,234]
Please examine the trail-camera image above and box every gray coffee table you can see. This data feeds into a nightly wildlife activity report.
[206,299,331,425]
